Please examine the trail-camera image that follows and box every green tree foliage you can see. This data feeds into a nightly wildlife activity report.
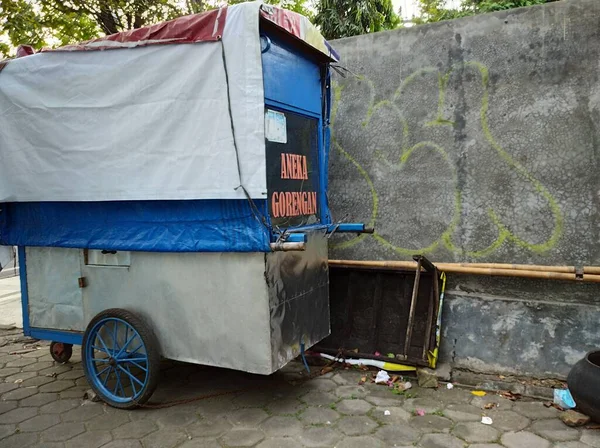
[0,0,310,58]
[0,0,184,57]
[314,0,400,40]
[0,0,100,53]
[228,0,312,18]
[272,0,313,17]
[415,0,556,24]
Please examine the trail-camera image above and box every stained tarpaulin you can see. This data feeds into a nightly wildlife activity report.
[53,8,227,51]
[259,5,340,61]
[0,2,327,203]
[0,2,336,203]
[0,41,256,202]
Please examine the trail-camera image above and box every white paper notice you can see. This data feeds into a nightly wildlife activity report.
[265,109,287,144]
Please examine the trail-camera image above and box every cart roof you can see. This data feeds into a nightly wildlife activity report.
[39,3,339,62]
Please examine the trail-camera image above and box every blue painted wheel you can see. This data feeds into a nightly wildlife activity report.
[82,309,159,409]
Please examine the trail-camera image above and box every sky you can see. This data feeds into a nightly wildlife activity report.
[394,0,421,21]
[395,0,461,21]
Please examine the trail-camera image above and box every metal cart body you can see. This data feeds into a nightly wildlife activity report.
[0,4,363,404]
[20,233,328,375]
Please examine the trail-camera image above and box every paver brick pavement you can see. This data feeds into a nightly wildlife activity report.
[335,415,378,436]
[452,421,500,443]
[501,430,551,448]
[420,433,465,448]
[335,398,372,415]
[0,328,598,447]
[581,430,600,448]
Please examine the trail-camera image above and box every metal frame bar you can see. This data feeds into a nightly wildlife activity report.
[19,246,29,333]
[29,328,82,345]
[416,255,438,360]
[431,270,440,350]
[264,98,320,121]
[423,274,436,360]
[403,257,422,357]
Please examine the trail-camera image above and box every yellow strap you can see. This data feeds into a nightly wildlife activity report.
[382,362,417,372]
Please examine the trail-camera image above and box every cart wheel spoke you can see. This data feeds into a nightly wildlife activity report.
[116,326,132,358]
[117,364,144,388]
[95,365,111,379]
[123,364,138,396]
[116,368,126,397]
[102,367,112,387]
[116,334,136,358]
[112,321,119,352]
[96,333,112,356]
[127,360,148,372]
[92,345,109,353]
[92,358,110,363]
[113,370,120,396]
[127,343,144,356]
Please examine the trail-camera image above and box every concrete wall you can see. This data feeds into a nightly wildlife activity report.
[328,0,600,378]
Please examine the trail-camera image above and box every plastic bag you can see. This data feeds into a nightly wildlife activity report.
[481,416,493,425]
[554,389,576,410]
[375,370,391,384]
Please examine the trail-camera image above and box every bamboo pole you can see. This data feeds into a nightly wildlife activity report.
[584,266,600,275]
[453,263,600,275]
[328,259,600,283]
[456,263,575,274]
[270,242,306,251]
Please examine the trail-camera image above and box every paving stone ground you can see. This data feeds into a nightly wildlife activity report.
[0,328,598,447]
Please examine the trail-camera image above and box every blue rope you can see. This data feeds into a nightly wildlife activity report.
[300,340,310,373]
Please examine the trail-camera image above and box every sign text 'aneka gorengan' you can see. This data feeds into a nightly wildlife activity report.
[271,153,318,218]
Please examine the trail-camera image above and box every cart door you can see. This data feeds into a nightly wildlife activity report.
[25,247,85,331]
[265,108,321,228]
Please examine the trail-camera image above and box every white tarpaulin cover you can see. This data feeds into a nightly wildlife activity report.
[0,2,334,203]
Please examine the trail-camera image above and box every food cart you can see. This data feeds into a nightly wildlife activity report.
[0,2,368,408]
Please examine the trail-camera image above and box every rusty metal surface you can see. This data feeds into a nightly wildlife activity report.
[320,263,439,366]
[266,231,330,371]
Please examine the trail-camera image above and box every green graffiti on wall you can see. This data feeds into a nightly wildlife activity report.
[330,62,563,258]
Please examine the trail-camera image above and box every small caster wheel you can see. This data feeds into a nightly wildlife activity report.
[50,341,73,363]
[82,308,160,409]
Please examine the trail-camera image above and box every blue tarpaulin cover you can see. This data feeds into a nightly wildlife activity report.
[0,200,271,252]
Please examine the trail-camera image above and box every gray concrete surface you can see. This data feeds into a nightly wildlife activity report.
[0,247,17,280]
[328,0,600,378]
[0,277,21,329]
[0,328,598,447]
